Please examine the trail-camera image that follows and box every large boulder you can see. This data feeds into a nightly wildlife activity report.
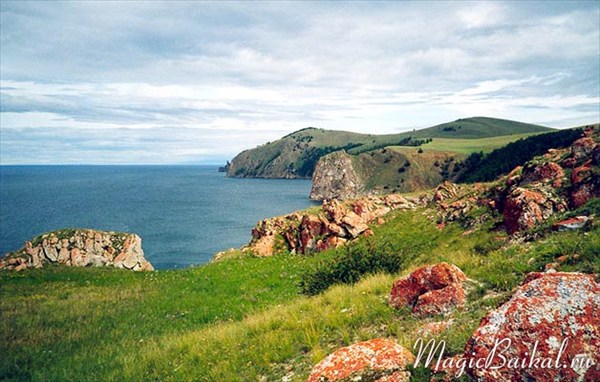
[464,271,599,381]
[306,338,415,382]
[389,262,467,316]
[0,229,153,271]
[502,186,567,234]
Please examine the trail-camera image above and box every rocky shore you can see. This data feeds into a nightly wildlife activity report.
[0,228,153,271]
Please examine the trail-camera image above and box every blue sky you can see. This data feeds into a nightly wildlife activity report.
[1,1,598,164]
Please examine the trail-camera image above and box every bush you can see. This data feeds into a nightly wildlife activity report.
[299,241,404,295]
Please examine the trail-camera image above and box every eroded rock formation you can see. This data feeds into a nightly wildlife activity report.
[246,194,420,257]
[0,229,153,271]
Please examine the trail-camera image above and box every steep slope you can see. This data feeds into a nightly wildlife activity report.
[227,117,552,179]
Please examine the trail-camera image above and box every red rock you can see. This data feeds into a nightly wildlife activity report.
[571,164,591,185]
[552,216,590,231]
[502,187,551,234]
[341,212,369,238]
[464,271,600,381]
[299,214,325,253]
[306,338,415,382]
[521,161,564,187]
[562,157,577,168]
[389,263,467,316]
[413,283,466,316]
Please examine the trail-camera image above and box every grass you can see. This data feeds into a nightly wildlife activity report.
[229,117,552,178]
[1,203,598,381]
[395,133,541,155]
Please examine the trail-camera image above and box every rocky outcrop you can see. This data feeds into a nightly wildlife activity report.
[500,126,599,233]
[310,150,364,201]
[502,186,567,234]
[0,229,153,271]
[389,263,468,316]
[246,194,419,257]
[464,270,599,381]
[306,338,415,382]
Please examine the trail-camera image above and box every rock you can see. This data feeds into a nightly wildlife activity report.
[521,161,564,188]
[464,271,600,381]
[299,215,325,253]
[552,216,590,231]
[310,150,364,201]
[341,211,369,238]
[389,263,467,316]
[413,283,466,316]
[306,338,415,382]
[569,164,599,208]
[502,187,567,234]
[0,229,153,272]
[571,137,596,164]
[433,181,459,203]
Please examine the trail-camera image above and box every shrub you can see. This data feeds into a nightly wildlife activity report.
[299,241,404,295]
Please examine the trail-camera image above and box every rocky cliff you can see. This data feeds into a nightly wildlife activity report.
[0,229,154,271]
[309,150,365,200]
[310,147,459,201]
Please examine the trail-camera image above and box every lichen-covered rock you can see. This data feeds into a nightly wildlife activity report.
[521,161,564,188]
[247,194,419,256]
[306,338,415,382]
[464,271,600,381]
[389,262,467,316]
[310,150,364,201]
[0,229,153,271]
[502,186,567,234]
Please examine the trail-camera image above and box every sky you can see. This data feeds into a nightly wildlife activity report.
[1,1,599,165]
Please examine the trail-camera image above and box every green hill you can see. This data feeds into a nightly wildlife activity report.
[226,117,552,179]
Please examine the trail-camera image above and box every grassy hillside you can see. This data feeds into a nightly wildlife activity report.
[2,195,598,381]
[227,117,552,179]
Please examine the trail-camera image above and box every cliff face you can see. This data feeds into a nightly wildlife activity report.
[309,150,364,201]
[0,229,154,271]
[310,148,460,201]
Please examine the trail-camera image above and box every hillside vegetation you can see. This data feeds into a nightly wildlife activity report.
[227,117,552,179]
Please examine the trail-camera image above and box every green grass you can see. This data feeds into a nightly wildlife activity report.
[394,133,541,155]
[228,117,553,179]
[1,204,598,381]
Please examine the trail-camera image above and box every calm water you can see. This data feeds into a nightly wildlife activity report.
[0,166,316,269]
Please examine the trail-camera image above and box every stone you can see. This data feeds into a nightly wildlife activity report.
[502,187,566,234]
[571,137,596,164]
[521,161,564,188]
[464,271,600,381]
[389,263,467,316]
[341,212,369,238]
[552,216,590,231]
[433,181,459,203]
[306,338,415,382]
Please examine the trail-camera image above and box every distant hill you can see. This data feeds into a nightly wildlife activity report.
[226,117,553,179]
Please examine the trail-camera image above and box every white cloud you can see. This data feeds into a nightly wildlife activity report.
[1,1,598,164]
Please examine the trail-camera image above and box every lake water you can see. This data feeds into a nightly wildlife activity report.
[0,166,316,269]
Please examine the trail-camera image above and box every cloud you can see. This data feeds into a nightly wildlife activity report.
[1,1,598,164]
